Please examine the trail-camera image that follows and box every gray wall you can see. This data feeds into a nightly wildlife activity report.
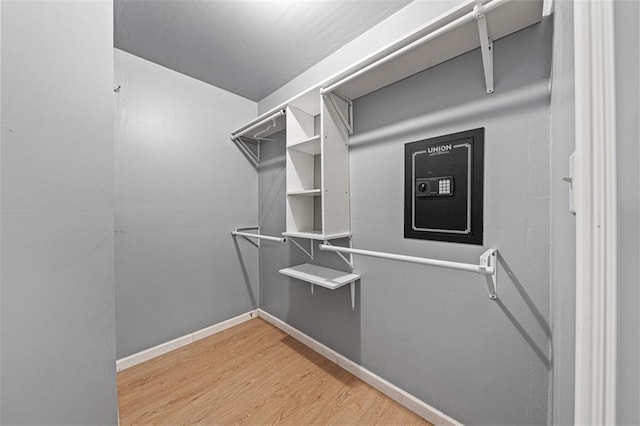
[549,1,576,424]
[614,1,640,424]
[260,21,552,426]
[114,50,259,358]
[1,1,118,423]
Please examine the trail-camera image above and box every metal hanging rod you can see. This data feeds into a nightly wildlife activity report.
[230,109,286,141]
[319,243,498,299]
[231,227,287,247]
[319,0,509,96]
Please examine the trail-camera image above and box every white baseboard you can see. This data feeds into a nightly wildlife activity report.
[116,307,460,425]
[257,308,462,426]
[116,309,259,372]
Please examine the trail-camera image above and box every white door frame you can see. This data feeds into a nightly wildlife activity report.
[573,0,618,424]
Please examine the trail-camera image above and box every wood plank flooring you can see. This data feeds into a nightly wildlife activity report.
[117,318,432,425]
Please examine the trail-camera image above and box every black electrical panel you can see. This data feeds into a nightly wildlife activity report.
[404,128,484,244]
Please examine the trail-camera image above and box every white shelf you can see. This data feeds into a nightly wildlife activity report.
[287,189,321,197]
[328,0,543,100]
[287,135,321,155]
[279,263,360,290]
[282,230,351,241]
[230,0,544,140]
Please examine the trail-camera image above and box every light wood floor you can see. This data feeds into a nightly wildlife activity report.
[118,318,431,425]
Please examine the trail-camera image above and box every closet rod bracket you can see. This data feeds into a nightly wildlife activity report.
[479,248,498,300]
[474,4,494,94]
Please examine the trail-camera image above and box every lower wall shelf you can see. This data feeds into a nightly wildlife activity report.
[279,263,360,309]
[282,231,352,241]
[279,263,359,289]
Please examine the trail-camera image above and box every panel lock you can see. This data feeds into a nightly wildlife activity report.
[415,176,454,197]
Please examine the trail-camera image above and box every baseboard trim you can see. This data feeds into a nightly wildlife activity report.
[256,309,462,426]
[116,309,259,372]
[116,308,461,425]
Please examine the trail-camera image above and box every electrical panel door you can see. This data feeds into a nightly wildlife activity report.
[404,128,484,244]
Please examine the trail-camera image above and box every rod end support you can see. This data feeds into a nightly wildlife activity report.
[480,248,498,300]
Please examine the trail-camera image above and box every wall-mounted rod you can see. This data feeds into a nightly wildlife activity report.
[232,231,286,243]
[320,0,510,95]
[230,109,286,141]
[319,244,495,275]
[231,227,287,247]
[319,244,498,299]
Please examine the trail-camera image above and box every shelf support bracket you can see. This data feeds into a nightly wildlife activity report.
[479,248,498,300]
[350,282,356,310]
[289,237,314,260]
[233,136,260,165]
[323,239,354,270]
[232,226,261,248]
[325,93,354,136]
[474,4,494,94]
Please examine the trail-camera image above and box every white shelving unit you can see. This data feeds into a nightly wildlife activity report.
[284,89,351,241]
[230,0,544,309]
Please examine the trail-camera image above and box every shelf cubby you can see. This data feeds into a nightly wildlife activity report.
[284,88,351,241]
[287,135,321,155]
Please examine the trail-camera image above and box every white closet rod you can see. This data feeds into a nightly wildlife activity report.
[231,227,287,244]
[320,0,509,95]
[319,244,493,274]
[319,244,499,299]
[232,231,286,243]
[230,109,285,141]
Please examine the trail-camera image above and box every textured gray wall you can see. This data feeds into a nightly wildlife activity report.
[1,1,118,423]
[614,1,640,424]
[114,50,259,358]
[549,1,576,424]
[261,21,552,425]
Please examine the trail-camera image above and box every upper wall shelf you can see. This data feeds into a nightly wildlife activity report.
[230,0,544,140]
[321,0,543,100]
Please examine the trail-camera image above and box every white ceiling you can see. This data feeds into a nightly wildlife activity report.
[114,0,411,101]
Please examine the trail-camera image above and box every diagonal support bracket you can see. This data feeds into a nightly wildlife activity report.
[232,226,261,248]
[233,136,260,165]
[479,248,498,300]
[474,4,494,94]
[325,92,353,136]
[323,239,354,270]
[289,237,314,260]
